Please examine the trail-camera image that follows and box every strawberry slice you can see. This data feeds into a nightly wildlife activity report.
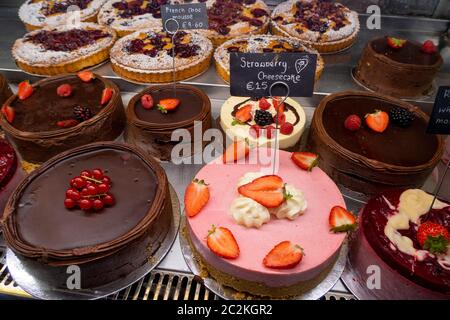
[17,81,33,100]
[234,104,252,123]
[77,70,95,82]
[365,110,389,133]
[291,152,319,171]
[223,139,250,163]
[387,37,406,49]
[273,97,285,113]
[263,241,304,269]
[417,221,450,254]
[184,178,210,217]
[259,97,271,110]
[238,175,284,208]
[1,105,15,124]
[101,88,114,105]
[157,98,180,113]
[329,206,357,233]
[207,225,240,259]
[56,119,79,128]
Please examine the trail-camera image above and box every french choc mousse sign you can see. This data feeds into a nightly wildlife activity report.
[230,53,317,98]
[427,86,450,134]
[161,3,209,31]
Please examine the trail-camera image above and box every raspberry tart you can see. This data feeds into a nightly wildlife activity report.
[12,22,117,76]
[2,142,172,290]
[214,35,324,83]
[110,29,213,83]
[220,96,306,150]
[0,73,126,163]
[271,0,359,53]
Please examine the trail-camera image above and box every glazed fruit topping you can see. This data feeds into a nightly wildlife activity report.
[57,83,73,98]
[207,225,240,259]
[417,222,450,254]
[291,152,319,171]
[184,178,210,217]
[365,110,389,133]
[157,98,180,113]
[263,241,304,269]
[223,139,250,163]
[41,0,93,16]
[254,109,274,127]
[18,81,34,100]
[389,107,415,128]
[344,114,361,131]
[421,40,437,54]
[234,104,253,124]
[25,29,111,52]
[77,70,95,82]
[238,175,285,208]
[65,168,115,211]
[141,94,154,109]
[329,206,357,233]
[73,105,93,122]
[1,105,15,124]
[112,0,168,19]
[101,88,114,105]
[387,36,406,49]
[57,119,79,128]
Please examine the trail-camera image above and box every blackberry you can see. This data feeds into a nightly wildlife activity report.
[389,107,415,127]
[254,110,274,126]
[73,106,93,122]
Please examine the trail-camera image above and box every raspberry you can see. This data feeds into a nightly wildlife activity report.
[344,115,361,131]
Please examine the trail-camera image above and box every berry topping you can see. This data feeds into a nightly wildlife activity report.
[265,125,276,139]
[223,139,250,163]
[280,122,294,135]
[78,199,92,211]
[417,222,450,254]
[103,194,115,206]
[365,110,389,133]
[1,105,15,124]
[421,40,437,54]
[387,37,406,49]
[273,112,286,126]
[258,97,271,110]
[234,104,252,124]
[157,98,180,113]
[207,225,240,259]
[64,198,76,209]
[389,107,415,128]
[18,81,33,100]
[185,178,210,217]
[329,206,357,233]
[141,94,154,110]
[56,83,73,98]
[77,70,95,82]
[344,115,361,131]
[291,152,319,171]
[91,168,104,180]
[254,109,274,127]
[73,106,93,122]
[263,241,304,269]
[249,124,261,138]
[273,98,285,113]
[238,175,285,208]
[57,119,79,128]
[101,88,114,105]
[92,199,104,211]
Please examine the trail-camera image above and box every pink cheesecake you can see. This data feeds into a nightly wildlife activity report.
[185,148,347,297]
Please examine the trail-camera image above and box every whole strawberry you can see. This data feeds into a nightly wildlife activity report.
[417,221,450,254]
[421,40,437,54]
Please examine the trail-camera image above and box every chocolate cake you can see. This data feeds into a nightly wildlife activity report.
[0,74,13,106]
[308,91,443,195]
[125,84,212,161]
[2,142,172,290]
[0,74,126,163]
[355,37,443,97]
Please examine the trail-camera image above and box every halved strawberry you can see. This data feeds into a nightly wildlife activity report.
[238,175,284,208]
[101,88,114,105]
[223,139,250,163]
[365,110,389,133]
[207,226,240,259]
[273,97,285,113]
[417,221,450,254]
[1,105,15,123]
[387,37,406,49]
[263,241,304,269]
[259,97,271,110]
[184,178,210,217]
[56,119,79,128]
[234,104,252,123]
[18,81,33,100]
[329,206,357,233]
[77,70,95,82]
[291,152,319,171]
[157,98,180,113]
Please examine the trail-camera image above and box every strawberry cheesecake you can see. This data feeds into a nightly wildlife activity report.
[184,148,351,297]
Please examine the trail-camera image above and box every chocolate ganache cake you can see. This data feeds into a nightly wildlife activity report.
[0,74,13,106]
[308,91,443,195]
[2,142,172,290]
[0,73,126,163]
[125,84,212,161]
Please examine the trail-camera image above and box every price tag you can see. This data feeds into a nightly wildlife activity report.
[427,86,450,134]
[161,3,209,31]
[230,52,317,98]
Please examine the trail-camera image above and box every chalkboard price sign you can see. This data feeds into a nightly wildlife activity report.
[427,86,450,135]
[230,52,317,98]
[161,3,209,31]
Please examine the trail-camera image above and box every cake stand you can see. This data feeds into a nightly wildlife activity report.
[6,185,180,300]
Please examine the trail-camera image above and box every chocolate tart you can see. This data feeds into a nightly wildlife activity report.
[355,37,443,98]
[0,74,13,107]
[0,74,126,163]
[308,91,444,195]
[1,142,172,289]
[125,84,212,161]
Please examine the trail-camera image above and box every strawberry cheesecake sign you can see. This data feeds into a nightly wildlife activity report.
[230,52,317,98]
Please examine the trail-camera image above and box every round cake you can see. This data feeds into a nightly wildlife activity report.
[0,73,126,163]
[355,37,443,98]
[220,96,306,150]
[185,148,347,298]
[2,142,172,290]
[308,91,444,196]
[125,84,212,161]
[0,74,13,106]
[349,189,449,298]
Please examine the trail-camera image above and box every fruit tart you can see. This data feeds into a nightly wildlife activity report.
[214,35,324,83]
[18,0,107,31]
[271,0,359,53]
[110,29,213,83]
[0,72,126,163]
[12,22,117,76]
